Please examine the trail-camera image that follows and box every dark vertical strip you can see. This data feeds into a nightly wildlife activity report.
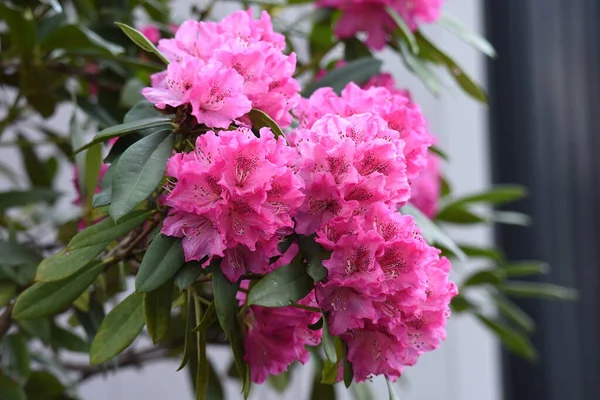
[485,1,600,399]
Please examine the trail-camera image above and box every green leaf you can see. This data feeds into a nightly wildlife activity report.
[303,57,383,97]
[386,377,401,400]
[462,269,503,287]
[120,78,145,108]
[498,281,578,301]
[70,210,151,249]
[398,41,441,95]
[177,291,192,372]
[136,234,185,292]
[193,293,209,400]
[351,383,374,400]
[144,280,174,344]
[321,316,337,363]
[74,95,118,129]
[450,294,474,313]
[0,241,42,267]
[92,160,117,208]
[248,109,285,139]
[415,32,487,103]
[75,297,105,342]
[268,370,290,393]
[124,100,164,124]
[75,117,173,154]
[436,206,486,224]
[82,143,103,213]
[207,358,224,400]
[212,266,250,396]
[309,351,335,400]
[322,337,344,384]
[476,314,537,360]
[490,211,531,226]
[90,292,145,365]
[115,22,169,64]
[0,281,17,307]
[343,356,353,388]
[0,189,58,211]
[387,7,418,53]
[41,25,124,55]
[439,13,496,58]
[193,302,216,333]
[0,3,36,56]
[110,130,173,221]
[441,185,527,209]
[429,145,448,161]
[0,373,27,400]
[18,318,51,345]
[12,261,104,320]
[35,245,106,283]
[18,134,51,188]
[24,371,65,400]
[500,261,549,277]
[494,294,535,334]
[50,324,90,352]
[458,245,503,262]
[3,334,30,382]
[175,262,202,291]
[247,254,314,307]
[298,236,329,282]
[402,204,467,261]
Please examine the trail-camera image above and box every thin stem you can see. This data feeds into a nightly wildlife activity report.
[290,303,321,313]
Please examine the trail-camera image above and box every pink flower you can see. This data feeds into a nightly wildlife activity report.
[140,24,161,44]
[410,150,441,218]
[316,0,444,50]
[161,128,304,281]
[243,293,321,383]
[142,56,203,109]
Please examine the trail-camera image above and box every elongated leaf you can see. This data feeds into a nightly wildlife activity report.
[193,294,209,400]
[491,211,531,226]
[462,269,503,287]
[247,255,314,307]
[136,235,185,292]
[90,292,145,365]
[13,261,104,319]
[402,204,467,261]
[498,281,578,300]
[303,57,383,96]
[144,280,174,344]
[458,245,503,262]
[207,359,224,400]
[0,373,27,400]
[3,334,30,382]
[50,324,90,352]
[298,236,329,282]
[17,318,51,345]
[177,291,192,371]
[386,377,401,400]
[477,314,537,360]
[75,117,173,153]
[399,41,441,95]
[0,189,58,211]
[441,185,527,209]
[70,210,152,249]
[0,3,36,55]
[24,371,65,400]
[268,370,290,393]
[387,7,418,53]
[0,281,17,307]
[18,134,51,188]
[83,144,103,211]
[343,356,353,388]
[494,294,535,333]
[500,261,549,277]
[75,297,105,342]
[175,262,202,291]
[41,25,124,55]
[212,267,250,395]
[436,206,485,224]
[321,315,337,363]
[110,130,173,221]
[92,159,117,208]
[439,13,496,58]
[115,22,169,64]
[0,242,42,267]
[35,244,107,282]
[249,109,285,139]
[193,302,216,332]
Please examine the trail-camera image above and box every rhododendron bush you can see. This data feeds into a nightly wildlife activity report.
[0,1,575,399]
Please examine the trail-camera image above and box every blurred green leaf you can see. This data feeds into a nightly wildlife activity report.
[477,314,537,360]
[0,241,42,267]
[439,13,496,58]
[120,78,145,108]
[498,281,578,300]
[268,370,291,393]
[115,22,169,64]
[193,301,216,333]
[387,6,419,53]
[490,211,531,226]
[0,189,58,211]
[500,261,549,277]
[12,261,103,319]
[436,206,485,224]
[398,41,441,95]
[0,281,17,307]
[458,245,503,262]
[41,25,124,55]
[462,269,503,287]
[450,294,475,313]
[248,254,313,307]
[441,185,527,209]
[83,143,103,211]
[136,235,185,293]
[0,3,36,56]
[23,371,65,400]
[144,279,174,343]
[17,134,51,188]
[50,324,89,352]
[18,318,51,345]
[3,334,31,383]
[90,292,145,365]
[175,262,202,291]
[344,38,372,61]
[386,377,401,400]
[494,294,535,334]
[351,382,374,400]
[0,373,26,400]
[303,57,383,96]
[92,159,117,208]
[321,315,337,364]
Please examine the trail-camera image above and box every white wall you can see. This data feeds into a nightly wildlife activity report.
[0,1,500,399]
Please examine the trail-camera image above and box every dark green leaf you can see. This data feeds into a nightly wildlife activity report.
[212,266,250,396]
[402,204,467,261]
[50,324,90,352]
[35,245,106,283]
[24,371,65,400]
[115,22,169,64]
[18,318,51,345]
[429,145,448,161]
[436,206,485,224]
[74,95,118,129]
[321,316,337,363]
[494,294,535,334]
[439,14,496,58]
[12,261,104,319]
[498,281,578,301]
[175,262,202,291]
[37,12,67,40]
[398,41,441,95]
[90,292,145,365]
[344,38,372,61]
[343,356,354,388]
[0,189,58,211]
[0,241,42,267]
[124,100,163,124]
[500,261,549,277]
[462,269,503,287]
[193,293,209,400]
[0,3,36,56]
[248,254,314,307]
[248,109,285,139]
[70,210,151,249]
[386,377,401,400]
[120,78,145,108]
[298,236,329,282]
[450,294,475,313]
[110,130,173,221]
[309,352,335,400]
[0,373,26,400]
[75,297,105,342]
[458,245,503,262]
[193,302,216,333]
[3,334,30,382]
[303,57,383,97]
[177,291,192,372]
[92,160,117,208]
[322,337,344,384]
[136,235,185,292]
[83,144,103,210]
[268,370,290,393]
[387,7,418,53]
[18,134,51,188]
[41,25,124,55]
[441,185,527,209]
[0,281,17,307]
[476,314,537,360]
[75,117,173,154]
[144,280,174,344]
[207,359,224,400]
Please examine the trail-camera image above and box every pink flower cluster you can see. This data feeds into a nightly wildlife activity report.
[316,0,445,49]
[142,10,300,128]
[315,205,456,381]
[161,127,304,283]
[243,291,321,383]
[294,82,432,182]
